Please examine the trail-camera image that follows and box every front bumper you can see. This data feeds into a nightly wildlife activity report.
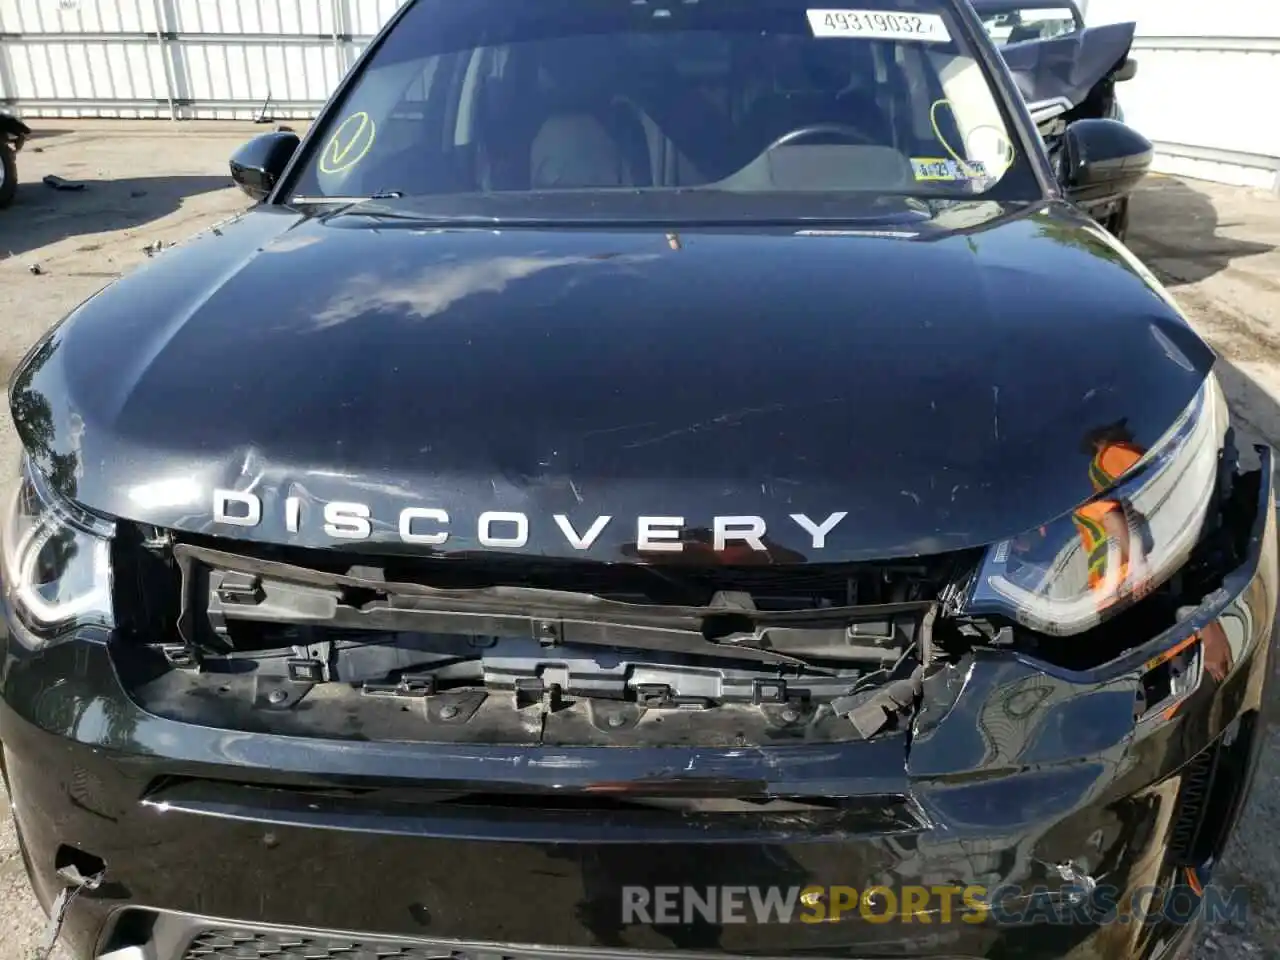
[1,453,1275,960]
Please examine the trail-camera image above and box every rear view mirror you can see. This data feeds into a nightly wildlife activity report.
[229,131,300,201]
[1114,57,1138,82]
[1060,118,1152,206]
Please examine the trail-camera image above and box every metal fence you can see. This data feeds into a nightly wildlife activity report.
[2,0,1278,190]
[1086,0,1280,191]
[0,0,406,120]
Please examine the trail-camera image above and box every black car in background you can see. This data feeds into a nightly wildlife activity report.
[0,1,1270,959]
[969,0,1139,235]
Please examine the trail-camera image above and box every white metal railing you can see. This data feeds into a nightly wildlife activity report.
[0,0,405,120]
[1085,0,1280,191]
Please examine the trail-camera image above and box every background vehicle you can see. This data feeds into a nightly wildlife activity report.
[971,0,1138,236]
[0,107,30,208]
[974,0,1083,45]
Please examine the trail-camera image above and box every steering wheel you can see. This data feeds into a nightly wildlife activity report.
[763,123,879,152]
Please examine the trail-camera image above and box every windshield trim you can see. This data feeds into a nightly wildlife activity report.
[269,0,1060,209]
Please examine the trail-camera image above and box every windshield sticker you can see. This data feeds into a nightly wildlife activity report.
[807,9,952,42]
[911,157,989,182]
[319,111,376,175]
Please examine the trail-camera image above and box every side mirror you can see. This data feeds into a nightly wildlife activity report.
[1060,118,1152,206]
[229,131,300,201]
[1114,57,1138,82]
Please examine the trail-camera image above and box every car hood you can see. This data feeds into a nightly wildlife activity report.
[10,199,1213,564]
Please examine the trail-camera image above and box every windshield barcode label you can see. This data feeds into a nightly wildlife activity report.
[807,9,951,42]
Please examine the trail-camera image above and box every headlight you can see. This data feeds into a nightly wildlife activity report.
[965,374,1229,637]
[0,455,114,643]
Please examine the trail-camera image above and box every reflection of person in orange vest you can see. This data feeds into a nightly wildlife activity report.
[1075,421,1154,605]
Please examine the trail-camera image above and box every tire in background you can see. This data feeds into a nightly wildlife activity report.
[0,142,17,209]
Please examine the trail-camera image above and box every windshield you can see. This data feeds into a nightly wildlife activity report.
[286,0,1039,209]
[979,6,1081,44]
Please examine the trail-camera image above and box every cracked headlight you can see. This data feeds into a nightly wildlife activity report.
[0,455,114,643]
[965,373,1229,637]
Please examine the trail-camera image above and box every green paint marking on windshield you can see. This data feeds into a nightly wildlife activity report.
[320,111,376,175]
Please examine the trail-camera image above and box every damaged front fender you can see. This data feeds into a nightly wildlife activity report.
[901,446,1274,950]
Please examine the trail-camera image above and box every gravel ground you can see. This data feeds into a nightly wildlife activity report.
[2,123,1280,959]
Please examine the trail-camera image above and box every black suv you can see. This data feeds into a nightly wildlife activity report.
[0,1,1269,959]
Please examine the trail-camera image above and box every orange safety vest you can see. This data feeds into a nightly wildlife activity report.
[1088,441,1144,493]
[1075,442,1144,590]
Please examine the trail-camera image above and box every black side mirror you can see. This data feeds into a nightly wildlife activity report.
[229,131,300,201]
[1114,57,1138,82]
[1060,118,1152,206]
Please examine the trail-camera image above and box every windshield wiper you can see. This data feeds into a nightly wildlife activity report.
[174,544,932,669]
